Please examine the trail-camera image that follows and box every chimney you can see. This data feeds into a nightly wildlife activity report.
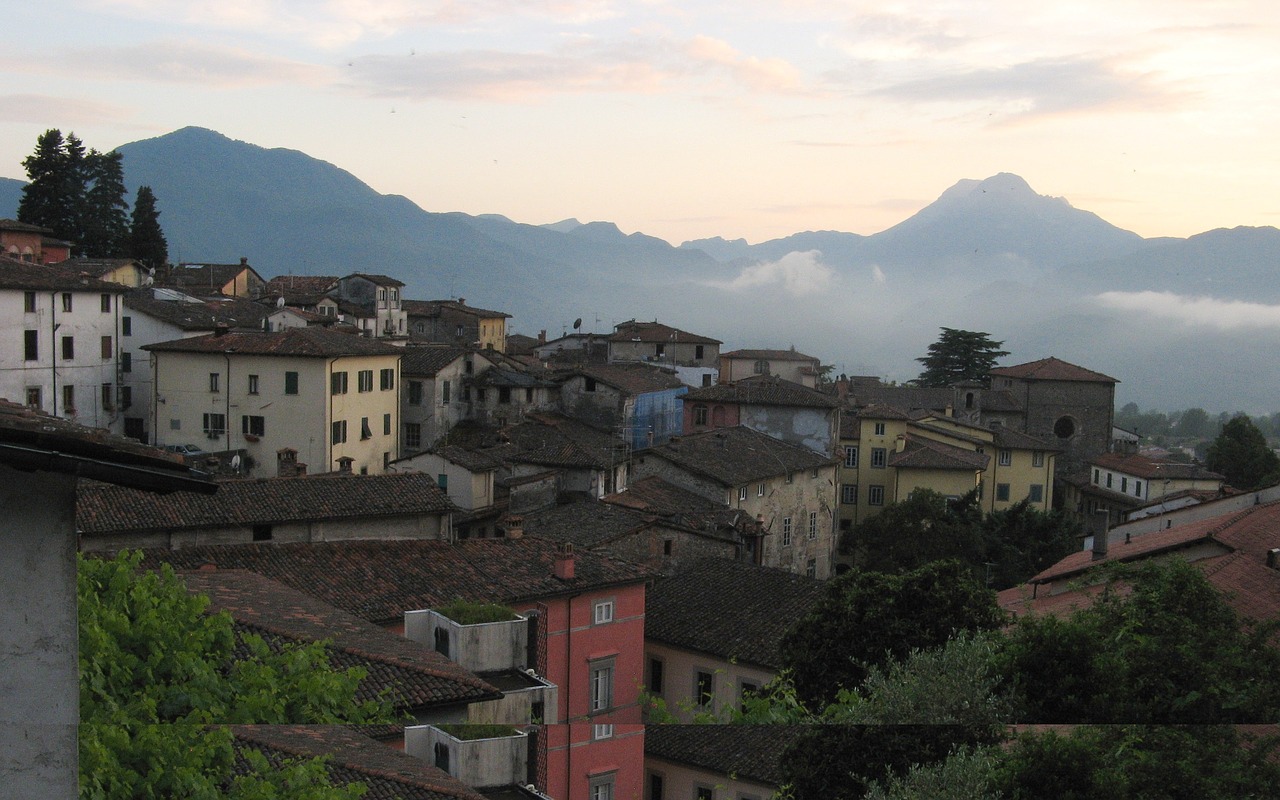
[1090,510,1110,560]
[553,542,576,580]
[895,434,907,453]
[277,447,298,477]
[336,456,354,475]
[504,514,525,540]
[538,329,547,344]
[457,297,466,306]
[240,256,248,266]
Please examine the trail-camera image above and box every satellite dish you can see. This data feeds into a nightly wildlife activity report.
[231,454,242,472]
[573,318,582,330]
[276,296,286,309]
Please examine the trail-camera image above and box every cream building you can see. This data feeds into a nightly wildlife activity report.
[145,327,402,475]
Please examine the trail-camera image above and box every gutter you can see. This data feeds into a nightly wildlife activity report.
[0,442,216,494]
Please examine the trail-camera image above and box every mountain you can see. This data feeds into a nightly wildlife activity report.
[0,177,24,219]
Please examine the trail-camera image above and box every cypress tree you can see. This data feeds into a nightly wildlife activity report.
[81,149,131,257]
[129,186,168,272]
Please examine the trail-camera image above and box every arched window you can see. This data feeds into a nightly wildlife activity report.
[965,392,974,410]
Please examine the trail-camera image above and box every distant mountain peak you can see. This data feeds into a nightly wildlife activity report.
[937,172,1038,204]
[541,218,583,233]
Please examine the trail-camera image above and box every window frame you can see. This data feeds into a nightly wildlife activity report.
[808,511,818,539]
[782,516,792,546]
[331,371,348,395]
[870,447,887,468]
[998,450,1012,467]
[589,657,615,714]
[284,371,299,395]
[23,330,38,361]
[868,484,885,506]
[242,415,265,437]
[357,369,374,393]
[593,599,616,625]
[841,483,858,504]
[380,368,395,390]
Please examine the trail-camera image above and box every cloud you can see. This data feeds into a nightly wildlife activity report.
[712,250,834,296]
[1096,291,1280,329]
[0,94,134,125]
[686,35,804,93]
[20,41,332,89]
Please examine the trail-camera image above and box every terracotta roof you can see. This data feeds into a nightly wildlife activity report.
[183,569,501,710]
[603,475,727,515]
[685,375,837,409]
[470,366,555,389]
[48,257,142,279]
[720,348,819,362]
[855,403,913,421]
[143,326,403,357]
[400,346,473,376]
[640,426,837,487]
[989,356,1118,384]
[522,496,654,548]
[845,385,954,412]
[142,538,651,624]
[561,362,686,395]
[125,291,271,331]
[430,445,505,473]
[345,273,406,287]
[79,472,454,535]
[646,558,824,669]
[232,726,486,800]
[0,257,128,291]
[164,262,262,290]
[644,724,803,786]
[991,426,1061,452]
[404,299,511,319]
[0,218,52,234]
[1092,452,1224,482]
[447,412,627,471]
[264,275,339,295]
[607,320,720,345]
[889,435,990,471]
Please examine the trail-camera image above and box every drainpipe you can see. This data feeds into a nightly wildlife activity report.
[223,352,233,451]
[327,357,337,473]
[49,291,59,416]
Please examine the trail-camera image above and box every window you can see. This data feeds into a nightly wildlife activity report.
[61,336,74,361]
[842,484,858,504]
[202,412,226,436]
[1033,450,1045,467]
[753,359,768,374]
[25,387,41,410]
[590,659,614,712]
[433,627,450,658]
[694,405,708,426]
[170,418,181,430]
[1029,484,1044,503]
[1121,476,1129,493]
[782,517,792,546]
[757,482,766,497]
[868,485,885,506]
[118,386,131,410]
[97,336,110,359]
[247,374,259,394]
[331,420,347,444]
[357,369,373,392]
[61,293,72,312]
[252,524,272,542]
[409,380,424,405]
[121,351,131,372]
[383,413,391,436]
[464,359,473,375]
[121,316,131,336]
[870,447,887,468]
[874,422,886,435]
[806,558,817,578]
[808,511,818,539]
[1106,473,1113,488]
[405,423,422,450]
[655,342,665,357]
[593,724,614,740]
[839,442,860,468]
[584,377,597,392]
[433,741,450,773]
[377,288,387,307]
[331,371,348,395]
[1094,468,1101,484]
[696,788,713,800]
[649,658,664,695]
[242,415,265,437]
[590,774,615,800]
[694,670,714,708]
[1054,416,1076,438]
[360,417,372,440]
[24,291,36,313]
[380,368,394,390]
[100,293,111,312]
[285,371,299,395]
[786,471,794,484]
[101,383,113,410]
[738,486,747,501]
[996,483,1011,502]
[63,385,75,412]
[998,450,1012,466]
[499,387,511,404]
[525,388,534,403]
[23,330,37,361]
[695,345,704,360]
[648,773,665,800]
[594,600,615,624]
[1135,480,1143,497]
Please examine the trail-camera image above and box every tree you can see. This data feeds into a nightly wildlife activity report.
[79,551,394,798]
[1205,414,1280,490]
[1175,407,1212,439]
[911,328,1010,387]
[17,128,85,243]
[780,559,1005,709]
[129,185,169,271]
[995,560,1280,724]
[80,149,131,258]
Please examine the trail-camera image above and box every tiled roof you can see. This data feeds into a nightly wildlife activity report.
[561,363,686,395]
[183,569,501,710]
[844,386,954,412]
[345,273,406,287]
[646,558,824,669]
[125,290,271,331]
[0,218,52,234]
[401,345,472,377]
[493,412,628,470]
[504,334,541,355]
[0,257,128,292]
[855,403,913,420]
[989,357,1118,384]
[164,262,261,290]
[143,538,650,624]
[889,435,990,471]
[143,326,403,357]
[79,472,454,535]
[721,348,819,362]
[684,375,837,408]
[232,726,487,800]
[404,299,511,319]
[603,476,726,515]
[641,426,837,486]
[521,496,654,548]
[432,445,505,472]
[607,320,720,345]
[470,366,556,389]
[1092,452,1224,482]
[991,426,1060,451]
[644,725,802,787]
[48,257,142,279]
[264,275,339,296]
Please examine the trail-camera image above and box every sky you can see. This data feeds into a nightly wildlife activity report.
[3,1,1280,246]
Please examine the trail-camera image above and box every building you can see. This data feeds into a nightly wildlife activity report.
[405,298,512,352]
[606,319,720,386]
[2,256,128,432]
[719,347,823,388]
[645,558,823,720]
[1062,452,1226,528]
[401,346,497,452]
[645,726,802,800]
[557,362,687,450]
[144,327,403,475]
[260,274,341,317]
[0,218,69,263]
[49,257,149,288]
[330,273,408,339]
[683,374,840,455]
[161,258,267,298]
[78,471,456,552]
[631,426,839,578]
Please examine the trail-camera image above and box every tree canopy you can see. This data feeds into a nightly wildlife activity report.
[1205,414,1280,490]
[129,185,168,271]
[79,551,395,798]
[911,328,1009,387]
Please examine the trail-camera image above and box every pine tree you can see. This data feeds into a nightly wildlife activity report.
[17,129,84,243]
[129,185,168,271]
[81,149,131,257]
[912,328,1010,387]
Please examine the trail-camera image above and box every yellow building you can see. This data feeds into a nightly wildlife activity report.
[145,327,402,475]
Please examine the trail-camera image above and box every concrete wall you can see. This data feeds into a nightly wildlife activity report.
[122,307,198,443]
[402,351,495,452]
[646,754,776,800]
[645,641,776,723]
[0,466,78,799]
[741,405,837,456]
